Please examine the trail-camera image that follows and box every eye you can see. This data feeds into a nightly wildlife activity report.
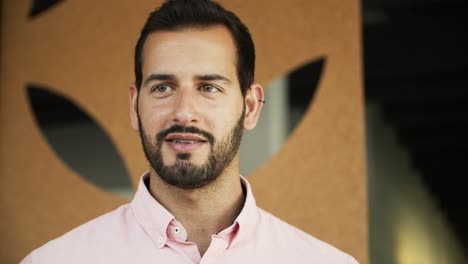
[199,84,221,93]
[152,84,173,94]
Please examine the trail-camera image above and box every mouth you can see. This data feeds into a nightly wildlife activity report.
[164,133,208,152]
[166,139,205,144]
[165,133,208,143]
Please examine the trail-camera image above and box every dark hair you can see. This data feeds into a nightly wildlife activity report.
[134,0,255,96]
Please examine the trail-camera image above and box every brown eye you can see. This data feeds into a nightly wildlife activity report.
[200,84,220,93]
[152,84,173,93]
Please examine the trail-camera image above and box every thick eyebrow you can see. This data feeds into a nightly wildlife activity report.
[195,74,232,84]
[143,74,177,87]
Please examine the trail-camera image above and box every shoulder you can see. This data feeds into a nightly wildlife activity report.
[22,203,144,263]
[46,203,135,244]
[256,207,359,263]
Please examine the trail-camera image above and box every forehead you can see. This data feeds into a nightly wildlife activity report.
[141,25,238,79]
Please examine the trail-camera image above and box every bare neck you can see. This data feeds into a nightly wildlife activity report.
[148,161,245,256]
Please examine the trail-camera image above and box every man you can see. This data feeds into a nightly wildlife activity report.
[21,0,358,263]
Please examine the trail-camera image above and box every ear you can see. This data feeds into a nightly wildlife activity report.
[243,83,264,130]
[129,84,139,131]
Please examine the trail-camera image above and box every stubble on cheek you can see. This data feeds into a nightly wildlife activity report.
[160,144,177,165]
[185,144,210,165]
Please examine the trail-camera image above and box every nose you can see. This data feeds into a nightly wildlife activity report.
[172,88,199,125]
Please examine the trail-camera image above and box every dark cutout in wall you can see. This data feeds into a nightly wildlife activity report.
[29,0,64,18]
[287,57,326,132]
[240,57,326,176]
[27,85,132,196]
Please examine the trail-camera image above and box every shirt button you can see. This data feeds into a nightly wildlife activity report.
[157,236,165,244]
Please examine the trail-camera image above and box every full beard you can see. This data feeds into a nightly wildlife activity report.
[138,108,245,189]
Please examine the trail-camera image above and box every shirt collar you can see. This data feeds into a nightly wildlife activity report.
[130,173,174,248]
[130,172,259,249]
[228,175,258,247]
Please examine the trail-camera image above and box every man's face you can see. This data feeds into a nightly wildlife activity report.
[132,26,246,189]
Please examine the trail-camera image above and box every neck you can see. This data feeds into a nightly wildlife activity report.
[148,158,245,256]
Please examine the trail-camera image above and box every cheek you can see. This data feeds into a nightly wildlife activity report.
[204,101,243,136]
[139,101,173,133]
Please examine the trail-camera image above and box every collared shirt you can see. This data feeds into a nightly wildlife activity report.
[21,173,358,264]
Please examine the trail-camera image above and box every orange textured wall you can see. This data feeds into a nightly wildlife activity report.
[0,0,367,263]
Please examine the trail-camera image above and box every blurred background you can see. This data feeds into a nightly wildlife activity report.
[363,0,467,263]
[2,0,467,263]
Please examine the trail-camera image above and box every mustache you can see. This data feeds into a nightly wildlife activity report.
[156,125,215,145]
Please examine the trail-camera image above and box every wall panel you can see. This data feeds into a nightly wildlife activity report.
[0,1,366,262]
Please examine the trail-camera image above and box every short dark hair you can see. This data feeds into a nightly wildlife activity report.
[134,0,255,96]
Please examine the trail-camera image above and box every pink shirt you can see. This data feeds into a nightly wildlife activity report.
[21,173,358,263]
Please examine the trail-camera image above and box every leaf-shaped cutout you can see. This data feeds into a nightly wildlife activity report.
[29,0,63,18]
[240,57,326,176]
[27,84,133,198]
[288,57,326,130]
